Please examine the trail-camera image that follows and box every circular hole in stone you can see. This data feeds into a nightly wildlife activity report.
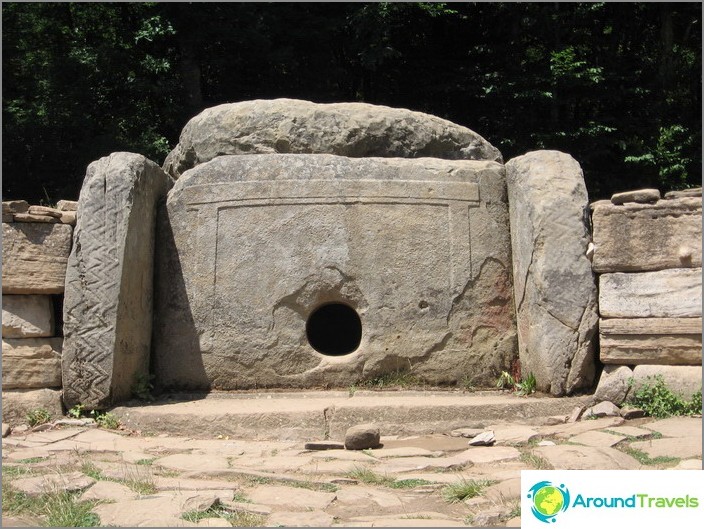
[306,303,362,356]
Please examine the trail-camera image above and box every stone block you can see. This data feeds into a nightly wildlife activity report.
[62,152,173,409]
[2,295,55,338]
[13,213,59,223]
[345,424,381,450]
[599,269,701,318]
[600,318,702,365]
[610,188,660,204]
[593,365,633,405]
[631,365,702,400]
[665,187,701,199]
[2,200,29,214]
[592,197,701,272]
[56,200,78,211]
[2,222,72,294]
[28,205,63,218]
[153,154,516,390]
[163,98,502,178]
[2,338,62,389]
[506,150,598,395]
[1,388,63,425]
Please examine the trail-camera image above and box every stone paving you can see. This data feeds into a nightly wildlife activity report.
[2,412,701,527]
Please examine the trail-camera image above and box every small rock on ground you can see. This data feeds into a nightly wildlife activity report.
[468,431,495,446]
[583,401,620,419]
[345,424,381,450]
[2,423,10,437]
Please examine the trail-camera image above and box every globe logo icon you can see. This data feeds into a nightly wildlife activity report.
[527,481,570,523]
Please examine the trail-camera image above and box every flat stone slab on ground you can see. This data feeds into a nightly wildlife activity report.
[453,446,521,464]
[483,477,521,502]
[12,471,95,496]
[266,510,335,527]
[154,453,230,472]
[304,441,345,450]
[487,424,540,444]
[310,449,378,462]
[79,480,139,502]
[534,445,641,470]
[630,437,702,459]
[335,486,406,508]
[640,417,704,439]
[365,447,442,458]
[538,416,625,439]
[568,430,626,447]
[603,426,654,439]
[92,496,202,527]
[246,485,336,511]
[673,459,702,470]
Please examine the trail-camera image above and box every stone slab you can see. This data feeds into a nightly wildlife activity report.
[91,496,201,527]
[568,430,626,447]
[163,98,502,179]
[28,205,63,219]
[603,426,653,439]
[599,269,702,318]
[79,480,139,502]
[11,471,95,497]
[453,446,521,464]
[1,338,62,389]
[592,197,701,272]
[600,318,702,365]
[506,150,597,395]
[665,188,702,199]
[3,200,29,214]
[2,222,72,294]
[247,485,336,510]
[154,153,515,391]
[267,511,335,527]
[610,188,661,205]
[62,152,173,409]
[673,459,702,470]
[594,365,634,406]
[640,417,703,439]
[56,200,78,211]
[12,213,59,223]
[631,365,702,400]
[630,437,702,459]
[2,295,55,338]
[534,445,641,469]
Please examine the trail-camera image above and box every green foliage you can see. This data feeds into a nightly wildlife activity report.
[345,465,394,485]
[627,376,702,419]
[2,483,100,527]
[67,404,85,419]
[496,371,515,390]
[388,478,434,489]
[26,408,51,427]
[620,446,680,467]
[89,411,120,430]
[516,372,537,396]
[2,3,701,203]
[441,478,496,503]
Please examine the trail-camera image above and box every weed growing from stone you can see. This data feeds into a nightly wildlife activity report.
[516,372,537,396]
[520,452,553,470]
[182,505,265,527]
[620,446,680,467]
[26,408,51,427]
[441,478,495,503]
[135,458,156,466]
[287,480,338,493]
[387,478,434,489]
[345,465,393,485]
[2,465,35,478]
[18,457,48,464]
[627,376,702,418]
[2,481,100,527]
[90,411,120,430]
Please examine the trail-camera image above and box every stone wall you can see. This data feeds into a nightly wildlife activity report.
[2,200,77,423]
[591,188,702,403]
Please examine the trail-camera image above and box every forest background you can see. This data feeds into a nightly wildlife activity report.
[2,2,701,204]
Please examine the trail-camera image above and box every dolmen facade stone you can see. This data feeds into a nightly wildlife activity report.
[60,98,609,406]
[153,154,516,390]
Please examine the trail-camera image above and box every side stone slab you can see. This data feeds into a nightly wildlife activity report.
[2,222,72,294]
[506,151,598,396]
[1,338,62,389]
[592,197,702,273]
[62,152,173,409]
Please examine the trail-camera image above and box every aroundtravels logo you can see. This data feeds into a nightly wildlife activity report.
[527,481,571,523]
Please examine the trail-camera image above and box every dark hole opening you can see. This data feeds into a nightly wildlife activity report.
[306,303,362,356]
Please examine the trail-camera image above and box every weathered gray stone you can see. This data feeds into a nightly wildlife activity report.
[345,424,381,450]
[13,213,59,223]
[631,365,702,400]
[56,200,78,211]
[2,295,55,338]
[599,269,701,318]
[3,200,29,214]
[665,187,702,199]
[163,99,502,179]
[468,431,495,446]
[0,388,63,425]
[506,150,598,395]
[534,445,641,470]
[619,407,646,420]
[11,471,95,497]
[594,365,633,406]
[2,223,72,294]
[583,401,620,419]
[304,440,345,450]
[3,212,13,222]
[1,338,62,389]
[62,152,173,409]
[610,188,660,205]
[569,430,625,447]
[28,205,63,219]
[591,197,701,272]
[153,154,516,390]
[2,423,10,437]
[247,485,336,511]
[600,318,702,365]
[59,211,77,226]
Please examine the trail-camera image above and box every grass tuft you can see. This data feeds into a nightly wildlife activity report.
[345,465,394,485]
[441,478,496,503]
